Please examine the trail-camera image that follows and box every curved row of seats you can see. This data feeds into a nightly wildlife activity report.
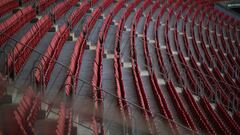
[64,0,99,95]
[67,1,90,29]
[51,0,78,20]
[34,24,70,86]
[91,0,121,134]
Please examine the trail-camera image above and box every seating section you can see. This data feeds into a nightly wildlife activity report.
[113,0,141,131]
[0,0,19,17]
[129,1,160,134]
[0,6,36,46]
[34,24,70,87]
[7,15,52,76]
[143,2,180,134]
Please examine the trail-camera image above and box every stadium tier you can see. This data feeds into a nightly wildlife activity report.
[0,0,240,134]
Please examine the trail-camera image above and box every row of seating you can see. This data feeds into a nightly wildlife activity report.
[216,102,240,134]
[82,8,101,37]
[130,1,158,134]
[200,96,230,134]
[65,33,86,95]
[188,4,205,61]
[0,0,19,17]
[34,24,70,87]
[154,3,168,78]
[91,1,116,134]
[7,15,52,76]
[165,5,182,84]
[195,6,212,65]
[64,0,96,95]
[67,1,91,29]
[36,0,56,12]
[0,6,36,46]
[51,0,77,20]
[183,88,215,134]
